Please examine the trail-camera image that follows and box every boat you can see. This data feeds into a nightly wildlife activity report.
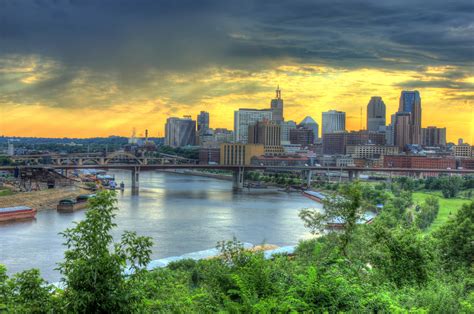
[57,194,96,213]
[0,206,37,223]
[302,190,326,203]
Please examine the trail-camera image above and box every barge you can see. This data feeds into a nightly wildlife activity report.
[302,190,326,203]
[57,194,96,213]
[0,206,37,223]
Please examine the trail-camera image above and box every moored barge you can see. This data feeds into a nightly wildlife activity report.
[302,190,326,203]
[0,206,37,223]
[57,194,96,213]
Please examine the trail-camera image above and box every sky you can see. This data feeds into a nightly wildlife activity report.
[0,0,473,142]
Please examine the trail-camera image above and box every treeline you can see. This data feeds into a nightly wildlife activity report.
[1,185,473,312]
[393,175,474,198]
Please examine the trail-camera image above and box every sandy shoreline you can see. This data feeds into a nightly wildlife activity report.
[0,186,88,211]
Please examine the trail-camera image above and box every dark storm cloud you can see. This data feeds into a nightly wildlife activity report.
[1,0,473,71]
[0,0,472,107]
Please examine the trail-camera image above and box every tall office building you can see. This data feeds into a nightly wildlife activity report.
[322,110,345,134]
[367,96,386,132]
[197,111,210,134]
[398,90,422,144]
[280,120,297,144]
[248,120,281,146]
[234,109,272,143]
[270,86,284,123]
[165,116,196,147]
[422,126,447,147]
[196,111,210,145]
[299,116,319,143]
[393,112,411,150]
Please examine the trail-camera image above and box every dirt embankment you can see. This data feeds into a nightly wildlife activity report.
[0,187,88,211]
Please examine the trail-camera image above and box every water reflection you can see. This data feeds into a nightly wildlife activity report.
[1,171,319,281]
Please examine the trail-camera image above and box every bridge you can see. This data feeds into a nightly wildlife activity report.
[8,151,197,166]
[1,162,473,192]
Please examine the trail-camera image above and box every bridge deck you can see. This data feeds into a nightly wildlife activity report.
[0,164,473,174]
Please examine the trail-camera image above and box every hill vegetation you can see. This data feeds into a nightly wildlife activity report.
[1,179,473,312]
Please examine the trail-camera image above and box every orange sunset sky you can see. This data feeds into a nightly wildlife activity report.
[0,1,473,142]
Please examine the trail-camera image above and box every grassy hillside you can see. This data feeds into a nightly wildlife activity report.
[413,191,473,231]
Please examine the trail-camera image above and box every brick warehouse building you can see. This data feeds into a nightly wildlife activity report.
[384,155,456,169]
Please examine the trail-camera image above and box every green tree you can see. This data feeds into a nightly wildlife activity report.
[369,226,433,287]
[415,196,439,230]
[440,176,464,198]
[0,265,55,313]
[434,202,474,269]
[299,183,364,255]
[58,190,153,312]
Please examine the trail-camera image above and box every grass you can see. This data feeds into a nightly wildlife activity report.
[0,187,15,197]
[412,191,473,231]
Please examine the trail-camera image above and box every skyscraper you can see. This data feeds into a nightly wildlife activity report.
[322,110,345,134]
[422,126,447,147]
[399,90,422,144]
[394,112,411,150]
[298,116,319,143]
[248,120,281,146]
[280,120,297,144]
[197,111,210,134]
[234,109,272,143]
[367,96,386,132]
[165,116,196,147]
[196,111,210,145]
[270,86,284,123]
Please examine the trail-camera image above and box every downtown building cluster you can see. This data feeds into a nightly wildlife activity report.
[163,88,474,170]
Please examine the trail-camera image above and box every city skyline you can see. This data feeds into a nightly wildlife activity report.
[0,1,473,142]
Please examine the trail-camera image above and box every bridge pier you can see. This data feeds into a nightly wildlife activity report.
[232,167,244,190]
[303,170,312,187]
[131,167,140,193]
[348,170,359,181]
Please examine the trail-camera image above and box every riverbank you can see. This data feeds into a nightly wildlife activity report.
[0,186,88,211]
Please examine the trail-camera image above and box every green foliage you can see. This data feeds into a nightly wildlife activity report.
[434,201,474,269]
[415,196,440,230]
[425,175,467,198]
[369,226,433,287]
[300,182,365,255]
[0,266,56,312]
[58,190,153,312]
[2,181,473,312]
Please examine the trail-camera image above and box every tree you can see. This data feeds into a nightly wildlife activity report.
[434,202,474,269]
[299,183,364,255]
[415,196,439,230]
[0,266,55,312]
[369,226,433,287]
[440,176,463,198]
[58,190,153,312]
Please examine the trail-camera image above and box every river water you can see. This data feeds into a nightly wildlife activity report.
[0,170,320,282]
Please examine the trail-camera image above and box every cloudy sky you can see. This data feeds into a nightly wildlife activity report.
[0,0,473,141]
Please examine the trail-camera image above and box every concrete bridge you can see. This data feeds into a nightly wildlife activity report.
[8,151,197,166]
[1,163,473,192]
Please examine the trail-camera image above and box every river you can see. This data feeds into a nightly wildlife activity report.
[0,170,320,282]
